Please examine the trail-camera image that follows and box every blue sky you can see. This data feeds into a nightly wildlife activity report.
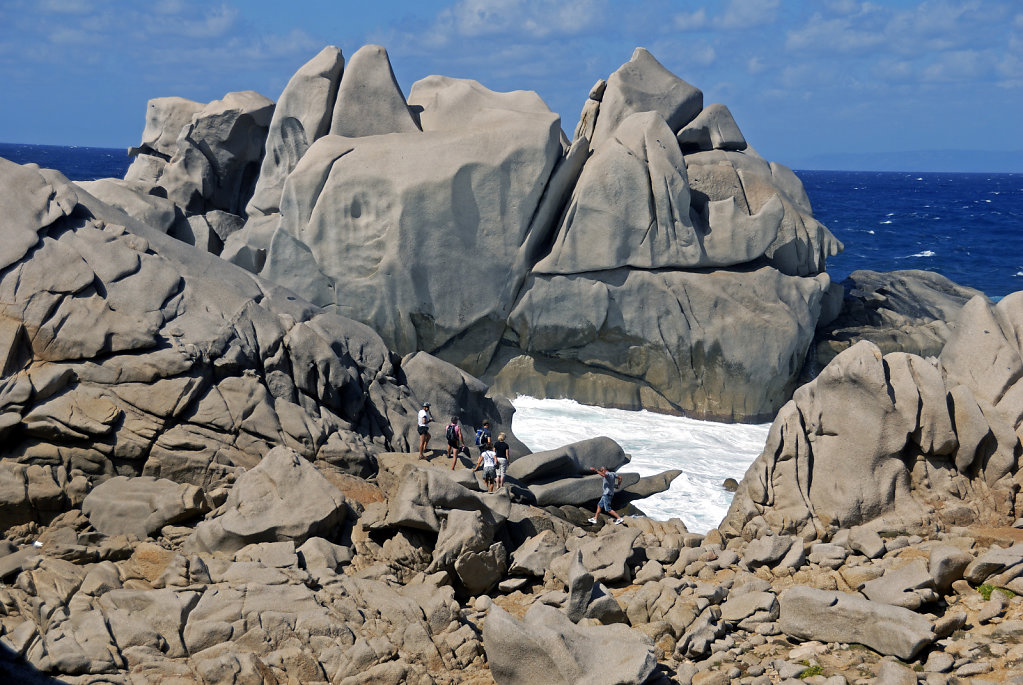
[1,0,1021,169]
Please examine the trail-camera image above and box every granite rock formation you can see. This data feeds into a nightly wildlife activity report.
[110,44,841,421]
[722,293,1023,541]
[813,269,990,371]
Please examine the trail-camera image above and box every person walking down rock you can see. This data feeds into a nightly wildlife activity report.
[494,432,510,489]
[588,466,625,525]
[474,440,498,493]
[417,401,434,459]
[446,416,467,469]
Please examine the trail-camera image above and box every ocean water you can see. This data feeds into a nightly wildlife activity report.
[4,143,1021,531]
[801,170,1023,299]
[510,397,769,532]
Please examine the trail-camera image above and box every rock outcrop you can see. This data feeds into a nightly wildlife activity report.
[109,43,841,421]
[723,292,1023,540]
[0,156,425,497]
[813,268,989,371]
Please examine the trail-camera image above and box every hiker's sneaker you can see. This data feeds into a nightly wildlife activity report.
[614,518,625,525]
[587,517,598,524]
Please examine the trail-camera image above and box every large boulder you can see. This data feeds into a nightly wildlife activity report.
[482,602,656,685]
[328,44,420,138]
[815,269,989,369]
[190,446,347,553]
[246,45,345,217]
[158,91,275,215]
[82,476,207,538]
[587,47,703,152]
[683,149,841,276]
[778,586,935,661]
[506,437,627,482]
[124,96,205,183]
[267,82,563,374]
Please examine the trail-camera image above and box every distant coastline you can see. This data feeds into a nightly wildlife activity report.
[786,148,1023,174]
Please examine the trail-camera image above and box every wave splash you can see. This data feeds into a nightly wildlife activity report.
[511,397,770,533]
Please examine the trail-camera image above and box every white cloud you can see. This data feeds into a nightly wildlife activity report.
[175,4,239,39]
[920,49,987,82]
[689,42,716,67]
[719,0,780,30]
[673,8,707,31]
[440,0,607,39]
[747,56,766,74]
[39,0,94,14]
[786,12,885,53]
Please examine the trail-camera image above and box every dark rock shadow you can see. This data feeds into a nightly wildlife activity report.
[1,642,70,684]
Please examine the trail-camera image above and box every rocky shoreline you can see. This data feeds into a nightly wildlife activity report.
[5,446,1023,684]
[2,40,1023,684]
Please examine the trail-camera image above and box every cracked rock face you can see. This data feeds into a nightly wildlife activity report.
[0,157,419,495]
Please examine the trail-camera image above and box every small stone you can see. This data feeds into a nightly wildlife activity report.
[954,661,992,676]
[933,610,967,639]
[876,660,916,685]
[723,478,739,492]
[923,651,954,673]
[772,659,806,679]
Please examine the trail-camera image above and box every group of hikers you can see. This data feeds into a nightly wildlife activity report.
[415,401,625,521]
[415,402,509,493]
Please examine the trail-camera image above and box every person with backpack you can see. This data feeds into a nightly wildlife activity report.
[445,416,467,469]
[588,466,625,525]
[474,439,498,493]
[473,419,492,455]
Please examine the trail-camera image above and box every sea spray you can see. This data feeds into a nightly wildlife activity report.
[511,396,770,533]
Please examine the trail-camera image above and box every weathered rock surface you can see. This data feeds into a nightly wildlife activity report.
[245,45,345,217]
[131,42,843,421]
[723,292,1023,539]
[814,269,989,370]
[0,156,429,495]
[778,586,934,660]
[495,266,829,421]
[482,602,657,685]
[191,446,346,553]
[82,476,207,538]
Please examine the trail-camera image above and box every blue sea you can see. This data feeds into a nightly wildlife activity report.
[3,142,1021,531]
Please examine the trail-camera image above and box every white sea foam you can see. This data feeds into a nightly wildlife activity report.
[911,250,936,258]
[880,220,892,225]
[511,397,770,533]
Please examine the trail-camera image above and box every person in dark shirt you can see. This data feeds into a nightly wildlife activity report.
[494,432,510,489]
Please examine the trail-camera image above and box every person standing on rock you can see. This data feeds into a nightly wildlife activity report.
[417,402,434,459]
[474,440,498,493]
[446,416,467,469]
[494,432,510,489]
[588,466,625,525]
